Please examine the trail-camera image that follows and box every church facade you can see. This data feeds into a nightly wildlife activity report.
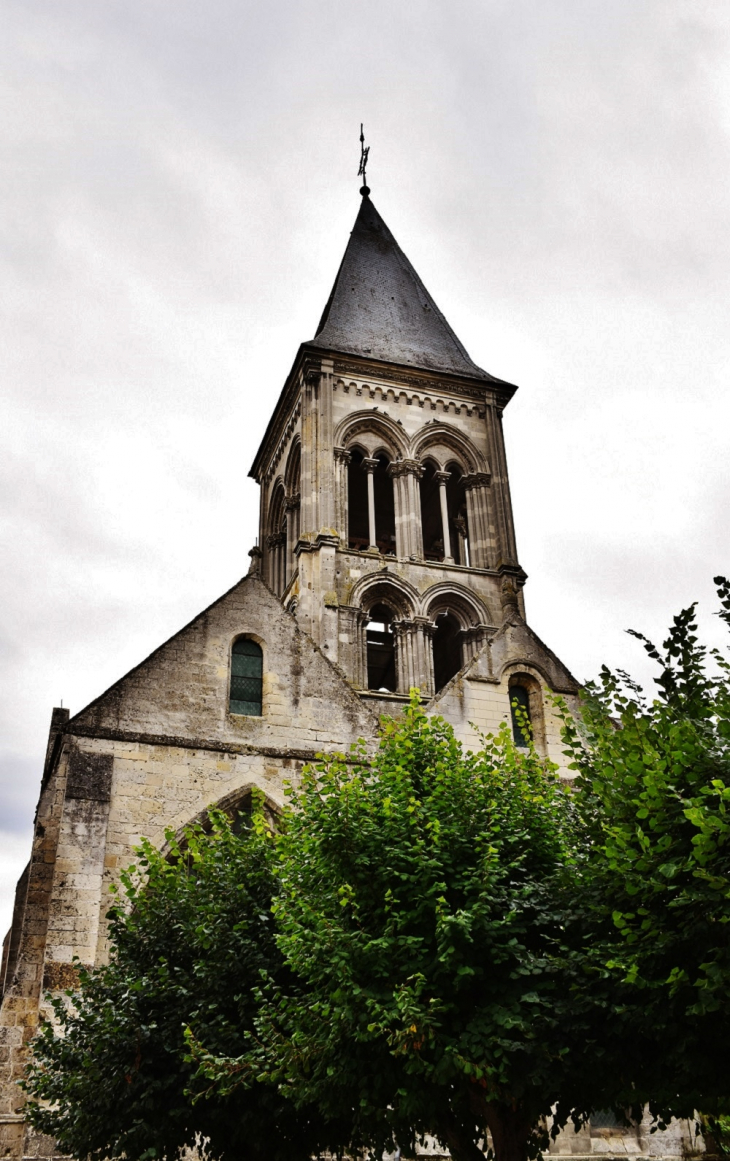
[0,192,699,1160]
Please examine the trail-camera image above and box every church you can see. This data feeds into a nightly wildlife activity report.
[0,186,697,1160]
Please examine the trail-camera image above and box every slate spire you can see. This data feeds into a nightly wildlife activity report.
[308,194,497,381]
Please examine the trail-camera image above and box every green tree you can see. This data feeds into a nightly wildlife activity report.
[234,701,601,1161]
[562,576,730,1136]
[22,805,338,1161]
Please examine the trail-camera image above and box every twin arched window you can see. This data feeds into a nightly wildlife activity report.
[346,446,470,565]
[229,638,263,716]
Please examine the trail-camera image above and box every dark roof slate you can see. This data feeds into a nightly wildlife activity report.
[308,195,497,381]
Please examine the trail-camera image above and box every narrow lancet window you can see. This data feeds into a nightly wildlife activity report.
[510,684,531,748]
[230,638,263,716]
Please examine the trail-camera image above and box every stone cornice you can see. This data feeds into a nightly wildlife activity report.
[329,352,518,406]
[63,723,363,765]
[249,345,519,483]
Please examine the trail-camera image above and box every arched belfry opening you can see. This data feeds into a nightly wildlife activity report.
[347,448,370,550]
[267,484,287,595]
[445,463,469,567]
[432,612,463,693]
[372,454,396,554]
[347,447,396,554]
[420,460,444,561]
[366,603,397,692]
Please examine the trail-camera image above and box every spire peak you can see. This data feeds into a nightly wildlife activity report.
[309,196,500,382]
[358,123,371,197]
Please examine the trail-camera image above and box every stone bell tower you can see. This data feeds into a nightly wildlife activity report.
[250,188,548,719]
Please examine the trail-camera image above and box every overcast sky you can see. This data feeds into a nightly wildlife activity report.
[1,0,729,935]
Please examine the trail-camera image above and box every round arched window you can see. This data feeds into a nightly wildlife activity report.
[509,683,532,748]
[229,638,263,716]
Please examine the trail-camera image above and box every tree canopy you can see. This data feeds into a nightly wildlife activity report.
[201,707,601,1161]
[22,805,340,1161]
[562,576,730,1135]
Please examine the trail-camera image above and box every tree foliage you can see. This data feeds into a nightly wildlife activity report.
[562,576,730,1133]
[225,704,597,1161]
[22,805,335,1161]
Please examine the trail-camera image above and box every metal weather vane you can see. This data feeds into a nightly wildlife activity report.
[358,124,370,195]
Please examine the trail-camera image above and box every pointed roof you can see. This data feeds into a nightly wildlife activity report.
[308,194,497,381]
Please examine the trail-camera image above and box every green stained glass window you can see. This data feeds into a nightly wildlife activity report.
[229,638,263,716]
[510,684,531,748]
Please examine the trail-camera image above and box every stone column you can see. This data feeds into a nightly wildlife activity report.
[317,361,336,534]
[391,620,411,695]
[435,471,453,563]
[406,461,425,559]
[342,605,369,688]
[333,447,351,543]
[299,369,319,538]
[415,617,436,696]
[454,515,469,567]
[362,457,379,551]
[461,623,492,664]
[484,403,518,566]
[285,493,300,580]
[388,459,424,559]
[266,532,286,593]
[392,618,436,697]
[463,472,492,568]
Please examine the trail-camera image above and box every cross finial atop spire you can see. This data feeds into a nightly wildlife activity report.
[358,124,370,196]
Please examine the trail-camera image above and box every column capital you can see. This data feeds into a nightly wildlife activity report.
[388,458,424,480]
[463,471,492,490]
[334,445,352,465]
[361,456,379,474]
[461,622,495,643]
[393,616,437,639]
[415,616,438,639]
[434,470,452,486]
[266,532,286,549]
[284,491,301,510]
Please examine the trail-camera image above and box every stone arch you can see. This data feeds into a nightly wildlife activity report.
[163,782,283,854]
[423,583,492,694]
[410,422,488,474]
[495,657,554,687]
[283,439,301,570]
[266,479,287,594]
[421,581,491,628]
[335,408,407,460]
[349,571,419,621]
[339,413,401,555]
[267,477,285,528]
